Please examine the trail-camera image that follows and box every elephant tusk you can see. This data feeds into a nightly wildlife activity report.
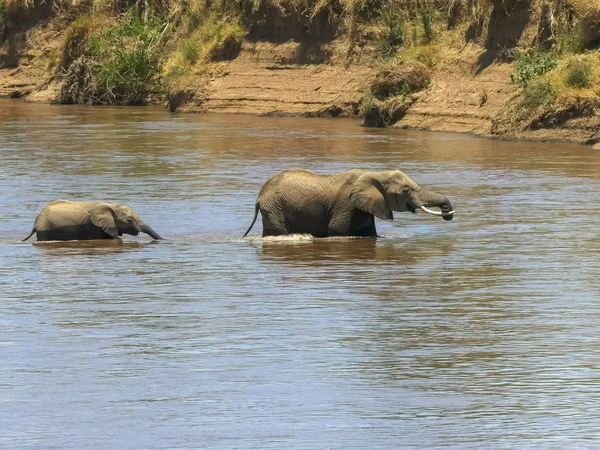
[420,206,455,216]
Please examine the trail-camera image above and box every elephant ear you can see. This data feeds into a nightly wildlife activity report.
[89,205,119,238]
[350,174,393,221]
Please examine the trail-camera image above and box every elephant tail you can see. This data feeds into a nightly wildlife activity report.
[22,229,35,242]
[242,203,260,237]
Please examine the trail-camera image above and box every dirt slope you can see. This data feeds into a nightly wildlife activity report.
[0,19,60,99]
[396,53,515,136]
[182,42,374,116]
[396,50,599,146]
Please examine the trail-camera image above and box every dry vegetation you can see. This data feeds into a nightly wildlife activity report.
[0,0,599,138]
[489,0,600,138]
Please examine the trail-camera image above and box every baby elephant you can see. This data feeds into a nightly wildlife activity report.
[23,200,163,242]
[243,168,454,238]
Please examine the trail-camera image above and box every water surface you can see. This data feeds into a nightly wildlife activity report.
[1,100,600,448]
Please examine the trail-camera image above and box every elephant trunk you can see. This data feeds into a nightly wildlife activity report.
[139,223,164,240]
[416,188,454,221]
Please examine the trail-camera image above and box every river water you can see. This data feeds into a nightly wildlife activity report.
[1,99,600,448]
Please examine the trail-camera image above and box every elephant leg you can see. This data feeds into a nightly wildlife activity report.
[329,209,377,237]
[86,223,115,239]
[37,225,104,241]
[357,215,378,237]
[261,213,285,237]
[35,231,51,241]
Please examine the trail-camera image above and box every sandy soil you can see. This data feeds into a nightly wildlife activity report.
[396,50,515,136]
[0,12,63,101]
[181,42,375,117]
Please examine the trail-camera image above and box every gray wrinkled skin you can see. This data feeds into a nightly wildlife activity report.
[243,169,453,238]
[23,200,163,241]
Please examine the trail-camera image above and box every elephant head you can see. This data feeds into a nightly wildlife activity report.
[90,203,164,240]
[349,170,454,221]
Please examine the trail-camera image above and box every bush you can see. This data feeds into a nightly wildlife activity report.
[180,38,200,64]
[377,7,405,57]
[0,2,5,43]
[360,92,412,127]
[565,58,593,88]
[552,22,586,55]
[177,13,243,65]
[522,79,555,109]
[571,0,600,48]
[87,10,164,104]
[510,51,558,87]
[369,60,430,99]
[57,14,114,71]
[420,7,434,43]
[401,43,439,68]
[59,9,164,105]
[162,10,244,96]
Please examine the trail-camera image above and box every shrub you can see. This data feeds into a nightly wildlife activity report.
[360,92,412,127]
[420,7,434,43]
[510,51,558,87]
[0,1,5,37]
[571,0,600,48]
[552,21,586,55]
[359,90,378,117]
[565,58,593,88]
[377,6,405,57]
[180,38,200,64]
[177,13,243,65]
[162,11,243,96]
[370,60,430,99]
[401,43,439,68]
[65,9,165,105]
[91,13,162,103]
[57,14,114,71]
[522,79,555,109]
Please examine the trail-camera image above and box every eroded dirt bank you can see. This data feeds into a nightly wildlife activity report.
[1,1,599,147]
[178,41,375,117]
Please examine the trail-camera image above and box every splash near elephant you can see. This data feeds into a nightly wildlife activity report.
[243,169,454,238]
[23,200,164,241]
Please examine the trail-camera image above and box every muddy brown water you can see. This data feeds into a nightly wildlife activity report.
[1,99,600,448]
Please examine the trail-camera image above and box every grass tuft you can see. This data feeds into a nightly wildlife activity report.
[162,11,244,93]
[57,14,114,71]
[564,57,594,88]
[522,79,556,109]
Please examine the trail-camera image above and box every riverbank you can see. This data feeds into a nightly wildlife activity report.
[1,1,599,147]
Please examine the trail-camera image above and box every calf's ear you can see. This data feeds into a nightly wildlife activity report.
[89,205,119,238]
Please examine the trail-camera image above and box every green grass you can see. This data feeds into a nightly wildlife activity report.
[510,51,559,88]
[86,9,164,104]
[180,38,200,64]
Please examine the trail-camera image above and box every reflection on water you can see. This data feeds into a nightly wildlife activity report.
[1,99,600,449]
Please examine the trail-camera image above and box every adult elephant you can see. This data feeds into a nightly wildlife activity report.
[22,200,164,241]
[243,169,454,238]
